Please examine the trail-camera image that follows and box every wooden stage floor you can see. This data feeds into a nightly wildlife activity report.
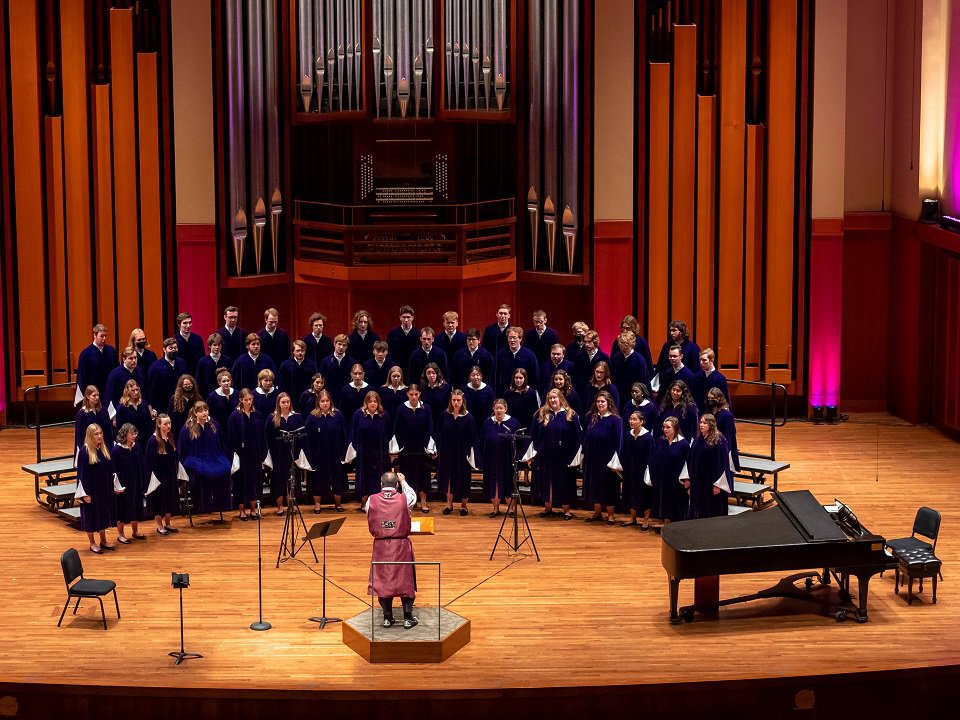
[1,414,958,717]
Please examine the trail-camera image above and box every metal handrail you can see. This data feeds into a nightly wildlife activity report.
[23,382,76,464]
[727,378,788,461]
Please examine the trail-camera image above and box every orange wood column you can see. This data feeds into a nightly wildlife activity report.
[138,53,165,347]
[671,25,697,327]
[716,0,746,377]
[111,7,141,341]
[647,63,671,341]
[8,0,49,386]
[92,84,117,341]
[45,116,70,383]
[61,0,94,378]
[695,95,716,352]
[764,0,798,383]
[743,124,764,380]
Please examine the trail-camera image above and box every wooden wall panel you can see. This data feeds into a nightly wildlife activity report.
[138,53,165,348]
[92,84,117,341]
[743,124,764,380]
[695,95,716,354]
[764,0,797,382]
[44,116,69,382]
[671,25,697,326]
[716,0,746,376]
[110,8,141,341]
[7,0,49,386]
[61,0,94,379]
[647,63,671,341]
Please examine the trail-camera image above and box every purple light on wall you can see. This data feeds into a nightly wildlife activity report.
[942,1,960,216]
[809,232,843,407]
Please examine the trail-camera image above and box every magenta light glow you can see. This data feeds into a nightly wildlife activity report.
[808,233,843,407]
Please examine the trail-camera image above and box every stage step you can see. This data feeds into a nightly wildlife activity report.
[40,482,77,501]
[57,506,81,523]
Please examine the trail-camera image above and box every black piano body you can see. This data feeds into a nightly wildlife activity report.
[660,490,895,624]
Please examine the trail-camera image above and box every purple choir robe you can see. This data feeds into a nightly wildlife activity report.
[659,402,699,442]
[231,352,277,394]
[581,414,623,507]
[385,325,420,377]
[147,358,187,414]
[348,330,381,364]
[113,442,147,523]
[655,338,702,377]
[196,353,233,399]
[649,436,690,522]
[318,354,356,395]
[462,383,495,434]
[304,410,348,497]
[173,331,205,377]
[302,333,334,366]
[621,428,653,512]
[582,383,621,419]
[451,346,495,388]
[104,365,146,410]
[392,402,435,495]
[435,330,467,363]
[178,420,232,514]
[258,327,292,367]
[278,357,318,399]
[217,325,248,362]
[227,411,267,506]
[480,416,520,501]
[687,435,732,519]
[522,326,560,365]
[348,411,392,498]
[363,358,398,390]
[266,411,305,498]
[77,448,117,533]
[379,386,408,421]
[419,383,452,430]
[145,435,180,517]
[339,383,371,422]
[77,343,119,398]
[530,411,581,506]
[114,401,153,448]
[714,408,741,471]
[75,408,113,457]
[206,388,238,431]
[435,412,478,499]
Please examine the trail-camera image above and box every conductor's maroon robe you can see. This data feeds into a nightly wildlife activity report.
[367,488,417,599]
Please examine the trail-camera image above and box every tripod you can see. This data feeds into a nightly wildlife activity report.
[168,579,202,666]
[276,428,318,567]
[490,428,540,560]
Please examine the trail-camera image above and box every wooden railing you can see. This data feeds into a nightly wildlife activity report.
[294,198,515,266]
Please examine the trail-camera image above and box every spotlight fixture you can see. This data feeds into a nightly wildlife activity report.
[920,198,941,224]
[826,405,839,424]
[812,405,825,425]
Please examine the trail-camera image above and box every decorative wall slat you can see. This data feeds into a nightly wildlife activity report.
[44,116,69,382]
[92,84,117,341]
[138,52,165,349]
[647,63,671,342]
[695,94,716,352]
[743,123,764,380]
[671,25,697,326]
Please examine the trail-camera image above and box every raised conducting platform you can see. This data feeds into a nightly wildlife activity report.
[342,606,470,662]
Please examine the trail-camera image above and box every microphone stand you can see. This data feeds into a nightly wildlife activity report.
[489,427,540,560]
[250,499,271,630]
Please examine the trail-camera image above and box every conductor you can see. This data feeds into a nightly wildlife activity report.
[366,471,419,629]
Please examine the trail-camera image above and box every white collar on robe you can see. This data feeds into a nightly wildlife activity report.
[350,381,369,390]
[255,387,276,396]
[491,414,513,422]
[632,427,649,438]
[215,387,234,397]
[403,401,424,410]
[468,382,487,390]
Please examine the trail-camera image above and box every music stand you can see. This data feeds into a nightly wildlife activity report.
[305,516,346,629]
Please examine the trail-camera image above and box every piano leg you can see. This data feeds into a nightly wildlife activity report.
[853,571,871,623]
[669,577,682,624]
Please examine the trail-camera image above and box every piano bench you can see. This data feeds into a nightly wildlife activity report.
[894,548,942,605]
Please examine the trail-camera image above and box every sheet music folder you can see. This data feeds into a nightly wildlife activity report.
[303,516,346,542]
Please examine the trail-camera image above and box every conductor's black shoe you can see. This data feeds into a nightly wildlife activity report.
[382,617,394,628]
[403,617,419,629]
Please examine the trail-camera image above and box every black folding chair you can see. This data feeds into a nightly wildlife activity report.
[58,548,120,630]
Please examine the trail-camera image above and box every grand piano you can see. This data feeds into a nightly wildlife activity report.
[660,490,896,624]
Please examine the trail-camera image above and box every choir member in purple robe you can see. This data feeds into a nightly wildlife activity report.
[434,311,467,363]
[253,369,279,417]
[302,312,334,366]
[178,401,232,517]
[611,331,651,404]
[128,327,159,373]
[303,390,347,513]
[147,338,187,415]
[527,389,581,519]
[390,385,436,513]
[480,399,520,517]
[258,308,292,368]
[339,364,371,421]
[76,324,118,402]
[659,380,699,441]
[622,382,659,433]
[297,373,326,417]
[266,393,305,515]
[379,366,408,420]
[572,331,611,395]
[609,315,654,373]
[657,344,697,400]
[707,387,741,472]
[216,306,247,362]
[196,333,233,399]
[347,309,380,364]
[462,365,495,435]
[227,389,268,520]
[649,416,690,526]
[565,321,590,365]
[582,361,621,422]
[75,386,113,459]
[347,391,392,506]
[436,390,478,516]
[550,368,582,417]
[115,380,153,446]
[581,391,623,525]
[230,334,277,395]
[655,320,702,378]
[167,374,200,440]
[503,368,539,458]
[522,310,560,365]
[105,347,145,412]
[694,348,731,414]
[481,304,512,360]
[145,414,180,534]
[419,363,452,430]
[173,312,205,377]
[408,327,451,388]
[495,326,540,395]
[686,414,733,519]
[75,424,117,553]
[113,423,147,544]
[620,411,653,529]
[278,339,318,399]
[385,305,419,376]
[206,369,238,431]
[363,341,397,389]
[318,334,356,394]
[367,472,418,628]
[539,344,575,401]
[452,328,495,388]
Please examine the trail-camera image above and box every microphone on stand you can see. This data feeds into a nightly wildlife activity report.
[250,499,272,631]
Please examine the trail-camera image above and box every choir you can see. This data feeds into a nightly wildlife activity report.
[70,303,739,552]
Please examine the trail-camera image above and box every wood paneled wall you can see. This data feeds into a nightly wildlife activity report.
[638,0,809,389]
[1,1,175,398]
